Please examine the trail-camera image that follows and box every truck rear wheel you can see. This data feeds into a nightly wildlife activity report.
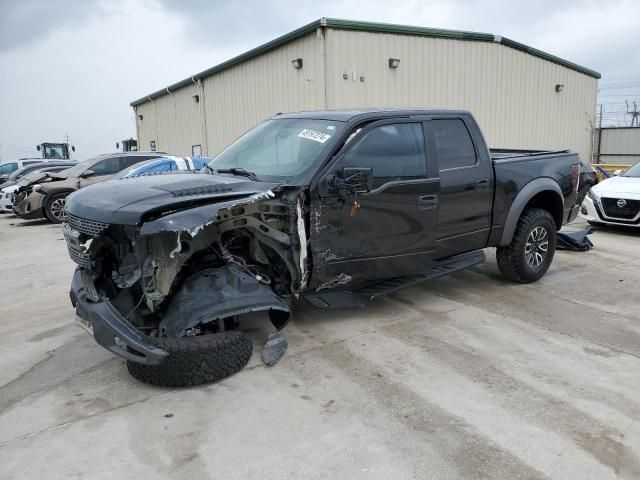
[497,208,557,283]
[126,331,253,387]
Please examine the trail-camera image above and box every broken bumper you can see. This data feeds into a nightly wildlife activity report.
[13,191,45,219]
[70,269,169,365]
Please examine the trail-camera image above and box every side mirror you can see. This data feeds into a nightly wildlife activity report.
[72,145,76,152]
[329,167,373,194]
[80,169,94,178]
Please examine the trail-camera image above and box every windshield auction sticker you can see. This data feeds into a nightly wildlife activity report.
[298,129,331,143]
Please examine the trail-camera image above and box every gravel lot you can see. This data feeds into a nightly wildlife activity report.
[1,214,639,480]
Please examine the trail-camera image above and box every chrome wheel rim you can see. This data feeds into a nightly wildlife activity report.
[50,198,66,221]
[525,226,548,268]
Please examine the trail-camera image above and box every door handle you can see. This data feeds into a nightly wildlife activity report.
[418,194,438,211]
[476,179,489,189]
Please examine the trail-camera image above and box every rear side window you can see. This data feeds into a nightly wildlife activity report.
[432,119,477,170]
[341,123,426,188]
[91,157,123,175]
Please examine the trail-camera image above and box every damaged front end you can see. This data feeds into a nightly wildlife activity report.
[65,183,308,365]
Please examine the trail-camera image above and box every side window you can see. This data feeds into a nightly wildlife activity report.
[91,157,123,175]
[145,162,172,174]
[432,119,477,170]
[120,156,150,170]
[192,158,208,170]
[340,123,426,188]
[0,162,18,174]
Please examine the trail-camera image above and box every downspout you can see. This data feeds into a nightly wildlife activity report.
[148,95,159,152]
[133,106,140,148]
[318,20,328,110]
[192,76,209,156]
[165,87,177,153]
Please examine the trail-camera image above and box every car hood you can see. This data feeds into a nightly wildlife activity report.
[0,180,17,190]
[65,173,282,225]
[17,171,65,187]
[592,176,640,199]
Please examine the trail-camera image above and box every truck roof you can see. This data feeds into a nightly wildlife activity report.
[273,108,471,122]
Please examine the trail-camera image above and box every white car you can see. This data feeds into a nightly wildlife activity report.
[580,160,640,227]
[0,184,19,212]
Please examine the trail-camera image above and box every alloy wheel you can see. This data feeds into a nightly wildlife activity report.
[525,226,548,268]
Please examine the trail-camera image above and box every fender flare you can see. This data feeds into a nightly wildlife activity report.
[499,178,564,246]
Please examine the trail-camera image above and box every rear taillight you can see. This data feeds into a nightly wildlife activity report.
[571,164,580,192]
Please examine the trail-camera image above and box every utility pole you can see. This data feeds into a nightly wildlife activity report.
[626,100,640,127]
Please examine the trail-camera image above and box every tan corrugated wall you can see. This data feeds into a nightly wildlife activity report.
[135,28,598,162]
[135,82,205,155]
[324,30,598,161]
[598,128,640,165]
[202,30,326,155]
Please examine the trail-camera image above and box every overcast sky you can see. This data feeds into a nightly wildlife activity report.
[1,0,639,160]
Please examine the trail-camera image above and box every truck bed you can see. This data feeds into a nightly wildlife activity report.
[490,148,571,161]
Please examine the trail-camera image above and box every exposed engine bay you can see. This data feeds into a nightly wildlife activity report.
[65,184,309,354]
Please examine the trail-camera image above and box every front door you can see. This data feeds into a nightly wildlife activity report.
[309,120,440,290]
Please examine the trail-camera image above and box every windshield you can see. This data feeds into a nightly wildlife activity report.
[622,161,640,178]
[8,166,36,180]
[44,145,66,158]
[208,119,344,179]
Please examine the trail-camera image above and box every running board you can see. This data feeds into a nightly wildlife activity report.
[304,250,486,309]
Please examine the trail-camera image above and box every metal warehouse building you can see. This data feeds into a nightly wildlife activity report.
[131,18,600,161]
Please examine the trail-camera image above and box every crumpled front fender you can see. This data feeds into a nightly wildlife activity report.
[158,265,290,337]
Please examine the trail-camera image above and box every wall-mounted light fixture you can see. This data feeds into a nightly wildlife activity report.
[138,114,143,121]
[292,58,303,69]
[192,94,200,103]
[389,58,400,69]
[555,84,564,92]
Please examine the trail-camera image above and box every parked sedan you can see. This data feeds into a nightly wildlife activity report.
[0,161,77,190]
[580,160,640,227]
[115,156,211,178]
[0,158,46,183]
[12,152,167,223]
[0,163,76,213]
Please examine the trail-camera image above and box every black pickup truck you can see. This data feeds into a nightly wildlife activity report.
[64,109,582,386]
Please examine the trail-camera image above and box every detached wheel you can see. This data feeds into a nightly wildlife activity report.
[126,331,253,387]
[497,208,557,283]
[45,193,68,223]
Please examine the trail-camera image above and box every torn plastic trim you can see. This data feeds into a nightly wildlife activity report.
[296,196,309,289]
[158,265,290,338]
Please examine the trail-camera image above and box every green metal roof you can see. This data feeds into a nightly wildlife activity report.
[130,18,600,107]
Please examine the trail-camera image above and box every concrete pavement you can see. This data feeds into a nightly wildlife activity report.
[1,215,639,479]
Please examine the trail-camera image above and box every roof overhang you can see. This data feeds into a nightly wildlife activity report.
[130,17,601,108]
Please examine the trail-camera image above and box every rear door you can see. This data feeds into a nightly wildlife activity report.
[309,119,440,288]
[426,116,493,257]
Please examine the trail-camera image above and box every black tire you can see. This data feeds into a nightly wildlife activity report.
[496,208,557,284]
[126,331,253,387]
[44,193,68,223]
